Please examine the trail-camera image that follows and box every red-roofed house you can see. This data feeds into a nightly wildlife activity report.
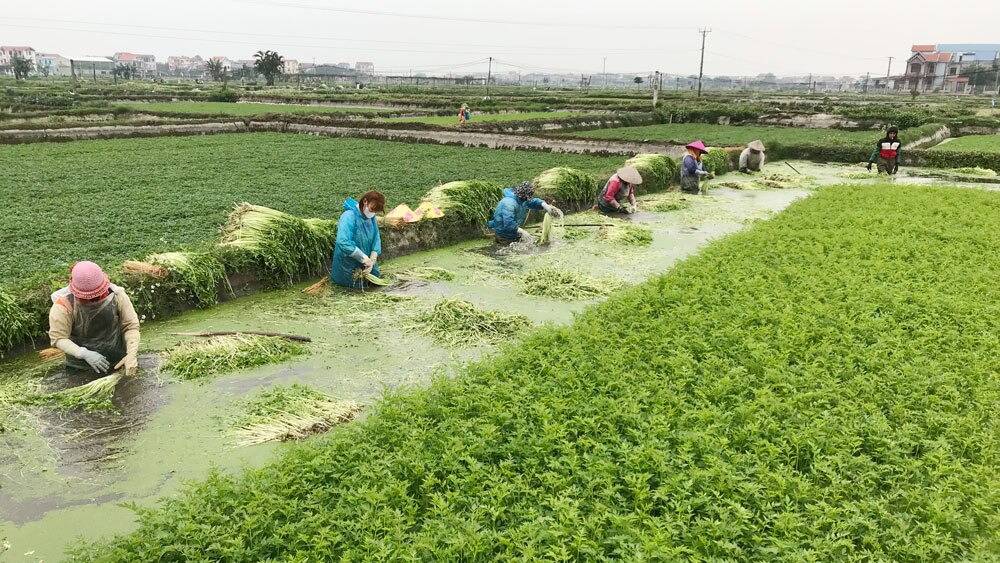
[0,46,36,73]
[911,44,935,54]
[113,52,157,75]
[209,56,236,72]
[903,51,953,91]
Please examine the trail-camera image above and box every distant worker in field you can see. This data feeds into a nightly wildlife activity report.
[489,181,563,245]
[680,140,714,194]
[738,140,766,173]
[597,166,643,214]
[458,104,471,125]
[332,190,385,288]
[49,261,141,377]
[867,126,901,175]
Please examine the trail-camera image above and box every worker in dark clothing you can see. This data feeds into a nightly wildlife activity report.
[867,126,901,175]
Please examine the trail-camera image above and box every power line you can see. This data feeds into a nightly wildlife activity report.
[227,0,700,31]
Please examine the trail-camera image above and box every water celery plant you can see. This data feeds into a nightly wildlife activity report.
[228,384,361,447]
[162,334,306,381]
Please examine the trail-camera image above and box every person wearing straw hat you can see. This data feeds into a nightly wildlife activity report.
[48,261,141,377]
[489,181,563,245]
[738,140,766,173]
[597,165,643,214]
[680,140,714,194]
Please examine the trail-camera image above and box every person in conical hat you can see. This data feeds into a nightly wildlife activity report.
[48,261,141,377]
[739,140,766,173]
[680,141,713,194]
[597,165,643,214]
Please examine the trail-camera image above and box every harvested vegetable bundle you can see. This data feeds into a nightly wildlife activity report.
[411,297,531,346]
[624,154,678,192]
[836,170,877,180]
[0,290,32,358]
[352,269,391,287]
[538,213,556,245]
[218,203,335,284]
[228,383,361,447]
[422,181,504,225]
[148,251,229,307]
[520,267,624,300]
[952,167,997,177]
[302,276,330,295]
[163,333,307,381]
[598,224,653,246]
[47,372,124,411]
[702,147,730,176]
[123,261,168,280]
[533,167,599,207]
[39,347,65,361]
[395,266,455,282]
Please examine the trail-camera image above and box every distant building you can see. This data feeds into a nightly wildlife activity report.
[336,62,351,70]
[283,59,299,75]
[68,56,116,78]
[209,56,237,72]
[306,64,353,76]
[113,52,156,75]
[35,53,71,76]
[355,61,374,75]
[0,46,36,74]
[903,43,1000,93]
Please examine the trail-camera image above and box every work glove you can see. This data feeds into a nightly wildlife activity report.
[114,354,138,376]
[78,348,110,374]
[365,252,377,274]
[542,202,563,219]
[707,172,716,180]
[866,162,873,172]
[631,202,639,213]
[891,161,899,174]
[739,167,749,173]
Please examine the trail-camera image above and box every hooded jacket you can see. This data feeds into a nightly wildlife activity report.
[331,198,382,288]
[488,188,544,240]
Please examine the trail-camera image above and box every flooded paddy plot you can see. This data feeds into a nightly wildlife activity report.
[0,183,808,561]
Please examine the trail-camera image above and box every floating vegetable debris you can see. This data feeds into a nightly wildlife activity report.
[218,203,336,285]
[411,297,531,346]
[952,167,997,177]
[520,267,625,300]
[148,251,230,307]
[163,333,307,381]
[228,383,362,447]
[533,167,599,207]
[624,153,679,192]
[643,193,692,213]
[395,266,456,282]
[598,224,653,246]
[422,180,505,225]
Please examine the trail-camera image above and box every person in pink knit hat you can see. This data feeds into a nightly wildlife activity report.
[48,261,141,377]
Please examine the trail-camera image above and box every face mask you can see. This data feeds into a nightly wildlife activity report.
[362,207,375,219]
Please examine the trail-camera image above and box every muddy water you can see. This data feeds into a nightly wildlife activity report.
[0,180,811,561]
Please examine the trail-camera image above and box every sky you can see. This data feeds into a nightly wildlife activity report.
[3,0,1000,78]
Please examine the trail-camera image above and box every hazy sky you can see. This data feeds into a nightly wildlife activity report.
[3,0,1000,77]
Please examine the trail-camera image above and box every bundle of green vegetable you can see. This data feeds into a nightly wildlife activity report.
[702,147,730,176]
[520,267,624,300]
[0,289,32,358]
[533,167,599,207]
[148,252,230,308]
[598,224,653,246]
[952,167,998,177]
[836,170,877,180]
[422,180,504,225]
[47,372,124,411]
[163,334,307,381]
[538,213,557,245]
[218,204,336,285]
[411,297,531,346]
[624,153,678,192]
[228,383,362,447]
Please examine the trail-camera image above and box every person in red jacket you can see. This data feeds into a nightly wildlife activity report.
[867,126,901,175]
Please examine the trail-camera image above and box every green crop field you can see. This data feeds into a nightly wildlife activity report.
[69,184,1000,561]
[929,135,1000,153]
[386,111,593,126]
[115,101,387,116]
[0,134,620,286]
[565,122,940,148]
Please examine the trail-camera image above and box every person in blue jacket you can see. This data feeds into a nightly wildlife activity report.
[331,190,385,288]
[488,181,563,244]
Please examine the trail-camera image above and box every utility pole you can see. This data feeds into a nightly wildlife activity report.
[864,71,870,94]
[886,56,894,80]
[486,56,492,98]
[603,57,607,89]
[652,70,661,107]
[807,73,812,94]
[697,28,711,97]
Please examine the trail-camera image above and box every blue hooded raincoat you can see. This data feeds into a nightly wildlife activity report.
[488,188,545,241]
[331,198,382,288]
